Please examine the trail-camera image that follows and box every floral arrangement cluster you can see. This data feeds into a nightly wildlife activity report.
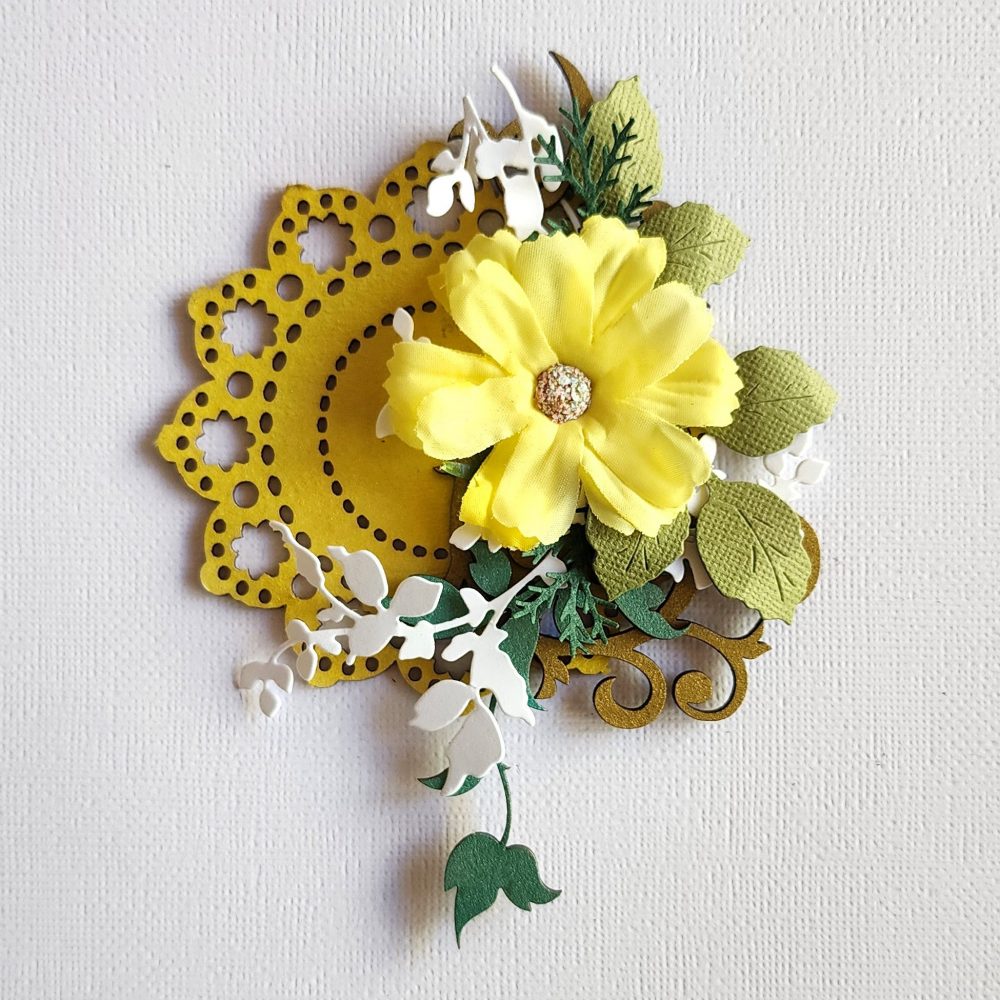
[160,55,836,944]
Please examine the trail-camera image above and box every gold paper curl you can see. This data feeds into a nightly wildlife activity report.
[590,641,668,730]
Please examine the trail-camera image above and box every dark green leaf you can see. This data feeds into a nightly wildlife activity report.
[395,578,469,639]
[499,613,543,710]
[444,832,507,945]
[469,541,512,597]
[419,770,480,796]
[500,845,562,911]
[444,832,561,944]
[615,582,687,640]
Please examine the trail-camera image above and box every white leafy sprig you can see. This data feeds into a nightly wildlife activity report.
[237,523,563,740]
[427,65,563,240]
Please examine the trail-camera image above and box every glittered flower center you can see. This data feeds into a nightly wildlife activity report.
[534,364,592,424]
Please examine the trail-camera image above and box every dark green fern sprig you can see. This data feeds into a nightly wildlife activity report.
[535,97,651,225]
[513,525,617,655]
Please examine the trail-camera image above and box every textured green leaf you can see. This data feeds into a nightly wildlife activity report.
[498,613,543,711]
[500,845,561,911]
[587,77,663,214]
[708,347,838,456]
[586,509,691,600]
[444,832,561,943]
[696,479,811,623]
[639,201,750,294]
[419,770,480,795]
[469,541,512,597]
[615,582,687,640]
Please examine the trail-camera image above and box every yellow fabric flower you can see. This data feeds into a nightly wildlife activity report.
[384,215,741,548]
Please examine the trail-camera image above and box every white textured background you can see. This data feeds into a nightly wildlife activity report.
[2,0,998,996]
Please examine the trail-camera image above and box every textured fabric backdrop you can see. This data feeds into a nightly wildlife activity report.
[2,1,997,996]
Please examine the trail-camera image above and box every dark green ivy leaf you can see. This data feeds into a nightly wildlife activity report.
[419,769,480,796]
[444,832,561,944]
[498,613,543,711]
[396,578,469,639]
[499,845,561,911]
[469,541,512,597]
[615,582,688,640]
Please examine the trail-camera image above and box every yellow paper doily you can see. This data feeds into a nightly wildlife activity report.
[157,143,506,694]
[158,136,820,726]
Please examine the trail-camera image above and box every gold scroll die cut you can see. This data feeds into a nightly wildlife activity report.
[532,519,820,728]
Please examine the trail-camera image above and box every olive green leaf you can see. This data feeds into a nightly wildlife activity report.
[587,77,663,215]
[615,582,687,640]
[696,479,811,623]
[444,832,560,945]
[639,201,750,294]
[708,346,838,456]
[469,540,512,597]
[586,508,691,600]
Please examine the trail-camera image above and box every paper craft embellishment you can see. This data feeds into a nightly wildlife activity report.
[158,54,837,943]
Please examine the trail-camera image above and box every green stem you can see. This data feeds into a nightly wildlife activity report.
[488,695,514,847]
[498,762,512,847]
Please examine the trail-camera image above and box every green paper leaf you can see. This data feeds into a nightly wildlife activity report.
[586,77,663,215]
[499,613,543,711]
[639,201,750,294]
[469,541,512,597]
[444,832,560,944]
[695,479,811,623]
[395,578,468,639]
[445,832,507,945]
[500,845,561,911]
[708,346,838,456]
[615,582,687,640]
[436,451,487,480]
[586,508,691,601]
[419,770,480,795]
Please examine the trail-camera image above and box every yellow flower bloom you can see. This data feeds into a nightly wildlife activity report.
[384,215,742,548]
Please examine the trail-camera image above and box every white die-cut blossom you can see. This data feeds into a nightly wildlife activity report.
[427,65,563,240]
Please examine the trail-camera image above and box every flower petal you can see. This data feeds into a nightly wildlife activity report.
[580,215,666,335]
[594,281,715,402]
[429,229,522,308]
[489,417,584,545]
[512,231,594,367]
[460,434,542,552]
[580,402,709,534]
[410,679,475,732]
[448,260,558,375]
[384,340,506,451]
[415,373,533,459]
[631,338,742,428]
[442,697,505,795]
